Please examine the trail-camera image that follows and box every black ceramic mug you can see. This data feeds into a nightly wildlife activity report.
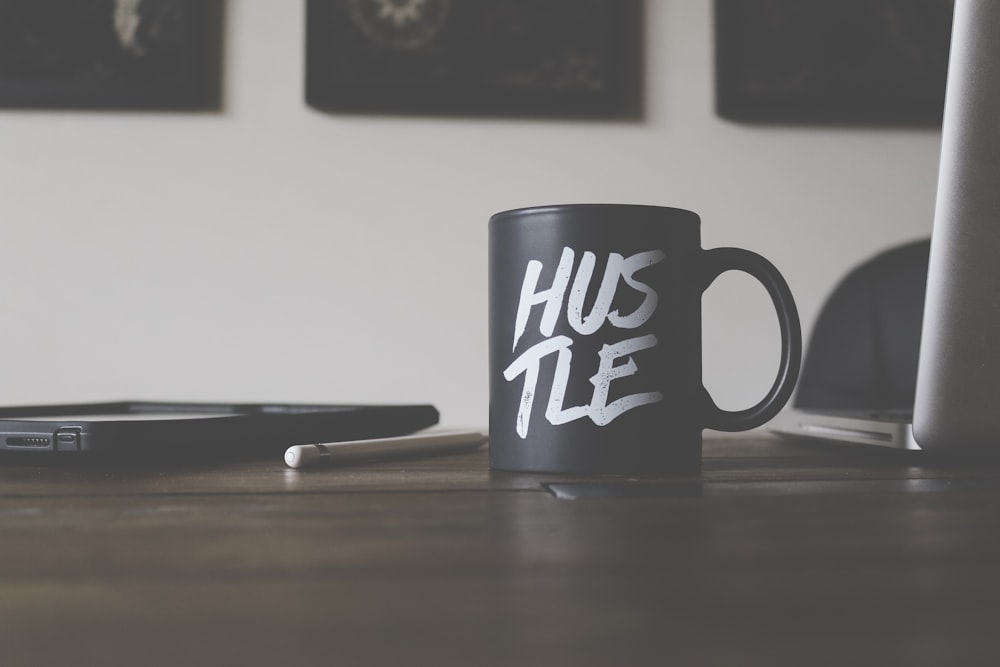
[489,204,801,475]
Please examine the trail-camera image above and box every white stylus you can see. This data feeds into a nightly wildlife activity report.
[284,429,488,469]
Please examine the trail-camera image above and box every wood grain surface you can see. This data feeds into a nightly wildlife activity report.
[1,437,998,666]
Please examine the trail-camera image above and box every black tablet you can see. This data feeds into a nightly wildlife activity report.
[0,401,439,464]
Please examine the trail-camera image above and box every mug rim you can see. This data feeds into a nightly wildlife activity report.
[490,203,698,223]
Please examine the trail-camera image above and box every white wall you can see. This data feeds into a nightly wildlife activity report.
[0,1,940,428]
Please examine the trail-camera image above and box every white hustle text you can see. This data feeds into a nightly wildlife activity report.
[503,247,666,438]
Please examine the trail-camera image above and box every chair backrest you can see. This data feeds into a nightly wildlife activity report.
[794,239,929,411]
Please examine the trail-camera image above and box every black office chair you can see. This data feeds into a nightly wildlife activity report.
[794,239,930,412]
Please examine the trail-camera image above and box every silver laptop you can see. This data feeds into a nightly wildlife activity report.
[773,0,1000,455]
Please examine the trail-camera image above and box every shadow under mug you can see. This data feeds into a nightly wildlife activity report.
[488,204,801,475]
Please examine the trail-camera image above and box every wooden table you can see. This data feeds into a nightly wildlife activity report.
[1,437,999,666]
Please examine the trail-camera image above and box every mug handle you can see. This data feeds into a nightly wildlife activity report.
[700,248,802,432]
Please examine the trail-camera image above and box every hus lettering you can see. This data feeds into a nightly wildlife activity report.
[503,247,665,438]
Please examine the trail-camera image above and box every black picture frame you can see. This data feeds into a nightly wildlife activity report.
[715,0,954,126]
[305,0,643,119]
[0,0,223,111]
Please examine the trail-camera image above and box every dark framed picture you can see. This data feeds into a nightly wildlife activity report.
[715,0,954,125]
[0,0,223,111]
[305,0,643,119]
